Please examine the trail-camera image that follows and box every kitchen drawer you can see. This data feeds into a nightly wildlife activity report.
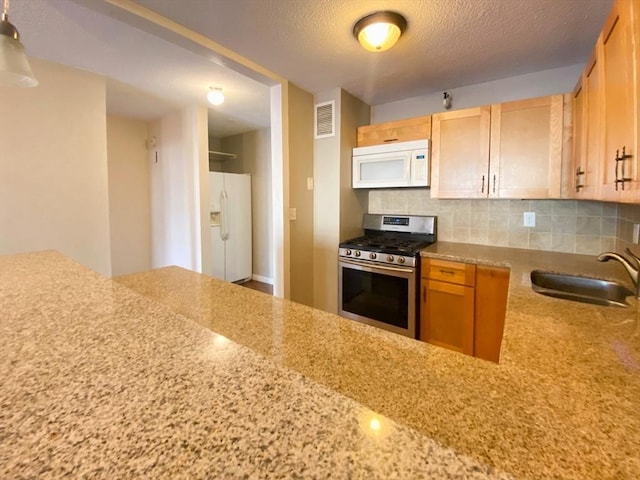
[357,115,431,147]
[422,258,476,286]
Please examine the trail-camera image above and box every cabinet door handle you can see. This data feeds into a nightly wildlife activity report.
[481,175,485,193]
[615,149,620,191]
[492,174,496,194]
[615,146,633,191]
[575,167,585,192]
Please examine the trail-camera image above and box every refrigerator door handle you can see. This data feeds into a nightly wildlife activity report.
[221,191,230,240]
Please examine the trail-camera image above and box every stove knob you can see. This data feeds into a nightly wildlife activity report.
[354,251,361,257]
[387,255,394,262]
[369,252,377,260]
[345,249,352,256]
[398,257,405,264]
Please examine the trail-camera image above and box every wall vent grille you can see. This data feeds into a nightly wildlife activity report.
[314,100,335,139]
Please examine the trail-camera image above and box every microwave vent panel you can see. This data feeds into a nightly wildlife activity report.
[315,100,335,139]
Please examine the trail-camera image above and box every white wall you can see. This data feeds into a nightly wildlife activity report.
[271,84,289,298]
[372,64,583,123]
[148,105,209,272]
[106,115,151,276]
[0,59,112,276]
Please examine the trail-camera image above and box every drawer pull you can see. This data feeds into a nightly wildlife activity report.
[439,269,456,275]
[383,138,399,143]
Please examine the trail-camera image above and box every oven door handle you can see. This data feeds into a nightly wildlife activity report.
[339,258,414,274]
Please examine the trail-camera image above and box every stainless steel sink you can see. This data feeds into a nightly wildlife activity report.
[530,270,634,308]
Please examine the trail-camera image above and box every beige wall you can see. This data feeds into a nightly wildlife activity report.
[107,115,151,276]
[288,83,315,306]
[0,59,112,276]
[371,64,583,123]
[339,89,370,242]
[220,128,273,281]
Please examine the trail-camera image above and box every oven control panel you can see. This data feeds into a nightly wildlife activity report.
[338,248,417,268]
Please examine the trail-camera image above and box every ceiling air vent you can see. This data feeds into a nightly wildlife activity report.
[315,100,335,139]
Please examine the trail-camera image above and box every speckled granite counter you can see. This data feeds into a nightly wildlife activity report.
[1,251,512,479]
[116,243,640,480]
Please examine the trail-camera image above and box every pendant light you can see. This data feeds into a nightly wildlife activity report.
[353,11,407,52]
[0,0,37,87]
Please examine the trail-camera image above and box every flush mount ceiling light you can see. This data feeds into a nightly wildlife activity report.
[207,87,224,105]
[0,0,37,87]
[353,11,407,52]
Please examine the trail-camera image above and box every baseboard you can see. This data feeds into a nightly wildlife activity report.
[252,274,273,285]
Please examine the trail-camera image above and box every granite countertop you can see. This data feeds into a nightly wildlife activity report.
[0,251,511,479]
[115,243,640,480]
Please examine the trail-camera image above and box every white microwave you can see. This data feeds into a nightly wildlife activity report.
[352,139,430,189]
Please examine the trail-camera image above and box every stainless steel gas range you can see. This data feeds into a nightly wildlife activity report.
[338,214,437,338]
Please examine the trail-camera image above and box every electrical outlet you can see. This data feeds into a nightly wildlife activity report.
[307,177,314,191]
[633,224,640,244]
[289,208,297,221]
[523,212,536,227]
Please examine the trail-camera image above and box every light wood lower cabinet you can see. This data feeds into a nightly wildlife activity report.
[421,279,475,355]
[474,265,510,363]
[420,258,510,363]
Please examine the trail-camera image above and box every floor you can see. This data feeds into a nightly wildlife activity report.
[239,279,273,295]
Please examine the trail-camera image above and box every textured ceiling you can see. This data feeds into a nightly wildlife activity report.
[132,0,614,104]
[9,0,613,137]
[10,0,271,138]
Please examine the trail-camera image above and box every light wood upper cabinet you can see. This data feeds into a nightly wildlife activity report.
[571,79,586,197]
[572,0,639,203]
[431,96,564,199]
[575,52,604,199]
[430,107,491,198]
[356,115,431,147]
[490,95,564,198]
[600,0,638,201]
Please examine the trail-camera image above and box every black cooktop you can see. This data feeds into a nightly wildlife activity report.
[339,232,435,256]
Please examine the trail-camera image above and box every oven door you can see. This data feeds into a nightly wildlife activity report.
[338,258,416,338]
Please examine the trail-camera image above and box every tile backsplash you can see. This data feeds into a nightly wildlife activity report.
[616,203,640,254]
[368,190,628,255]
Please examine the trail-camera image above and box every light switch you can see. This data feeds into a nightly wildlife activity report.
[523,212,536,227]
[307,177,314,190]
[289,208,297,221]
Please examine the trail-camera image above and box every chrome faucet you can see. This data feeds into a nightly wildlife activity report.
[597,248,640,298]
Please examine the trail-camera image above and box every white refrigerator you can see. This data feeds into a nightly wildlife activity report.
[209,172,252,283]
